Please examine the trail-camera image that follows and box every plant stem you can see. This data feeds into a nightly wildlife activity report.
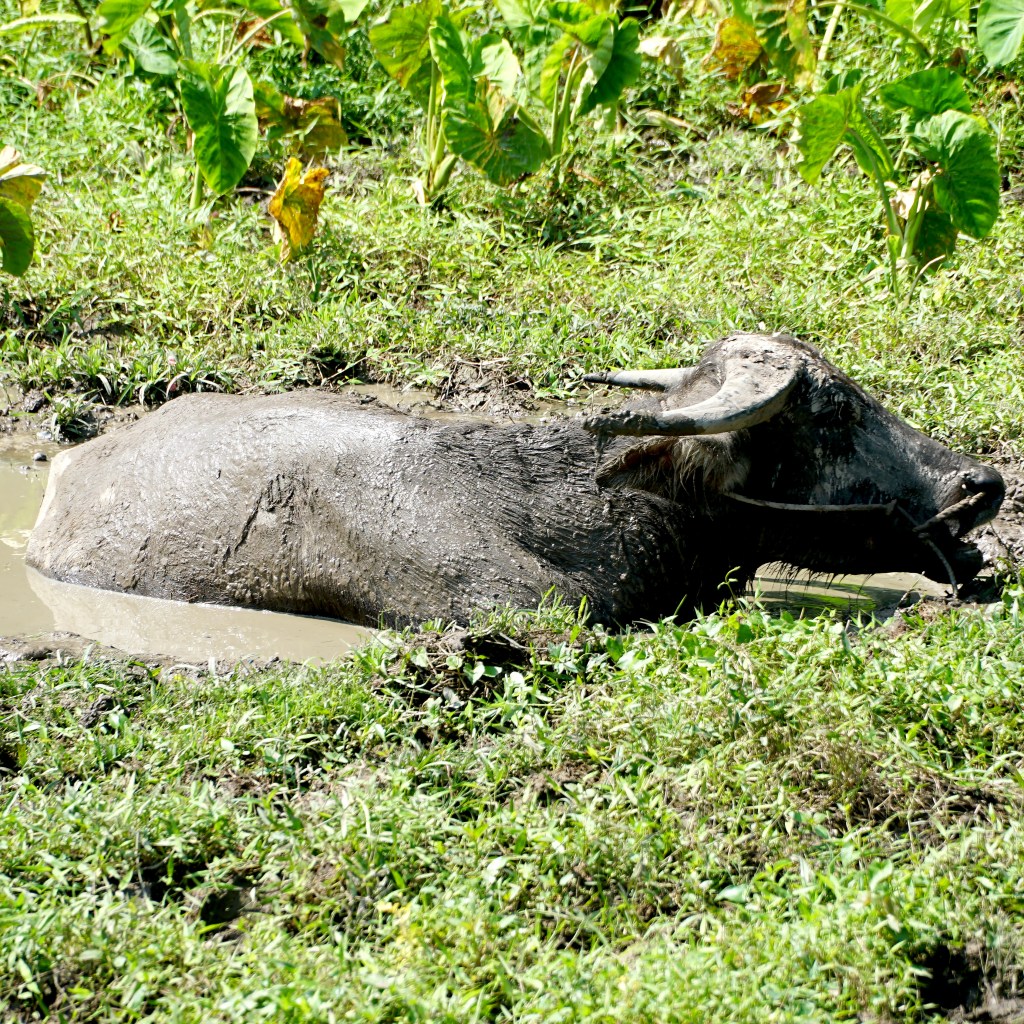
[813,1,931,59]
[848,132,902,294]
[901,181,930,263]
[68,0,94,49]
[817,1,844,68]
[190,162,204,211]
[425,59,440,191]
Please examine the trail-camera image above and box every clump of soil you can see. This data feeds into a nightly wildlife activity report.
[434,357,553,419]
[974,460,1024,570]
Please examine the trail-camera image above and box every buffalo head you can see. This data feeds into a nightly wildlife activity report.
[585,333,1003,591]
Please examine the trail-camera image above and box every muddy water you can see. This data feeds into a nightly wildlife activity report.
[0,438,370,663]
[0,433,946,664]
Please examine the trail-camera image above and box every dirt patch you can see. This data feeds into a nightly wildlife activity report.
[974,459,1024,571]
[381,619,589,704]
[434,357,563,419]
[915,942,1024,1022]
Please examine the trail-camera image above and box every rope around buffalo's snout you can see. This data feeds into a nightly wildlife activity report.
[721,489,994,598]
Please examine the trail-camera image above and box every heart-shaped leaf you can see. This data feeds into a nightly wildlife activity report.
[269,158,329,259]
[880,68,971,123]
[794,90,854,184]
[795,87,893,184]
[180,61,258,196]
[442,84,549,185]
[579,17,640,116]
[913,110,1000,238]
[121,18,178,76]
[978,0,1024,65]
[0,196,34,276]
[95,0,153,50]
[369,0,442,107]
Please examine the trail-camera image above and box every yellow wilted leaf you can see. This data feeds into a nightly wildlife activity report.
[0,146,46,210]
[727,81,791,124]
[269,158,329,261]
[639,35,685,83]
[703,17,763,80]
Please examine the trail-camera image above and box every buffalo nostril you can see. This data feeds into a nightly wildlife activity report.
[961,465,1005,505]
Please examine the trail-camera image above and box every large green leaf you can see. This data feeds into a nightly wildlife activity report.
[477,36,520,96]
[179,61,258,196]
[913,110,1000,238]
[442,85,549,185]
[0,146,46,210]
[879,68,970,122]
[794,90,854,184]
[753,0,816,89]
[0,197,34,277]
[795,87,894,184]
[369,0,441,107]
[289,0,364,69]
[429,15,474,99]
[121,18,178,76]
[978,0,1024,65]
[431,22,521,102]
[579,17,640,115]
[96,0,153,49]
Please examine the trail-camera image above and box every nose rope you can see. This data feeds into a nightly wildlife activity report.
[722,488,994,599]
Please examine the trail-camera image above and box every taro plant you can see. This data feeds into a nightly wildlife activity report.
[795,67,1000,290]
[0,147,45,278]
[429,16,549,187]
[494,0,641,176]
[369,0,641,198]
[94,0,358,208]
[977,0,1024,65]
[368,0,461,202]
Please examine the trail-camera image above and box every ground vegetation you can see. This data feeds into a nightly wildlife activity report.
[3,0,1024,1019]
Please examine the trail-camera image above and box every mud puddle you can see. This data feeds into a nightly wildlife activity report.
[0,439,370,664]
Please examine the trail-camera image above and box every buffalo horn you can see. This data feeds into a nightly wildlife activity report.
[583,367,695,391]
[584,340,803,437]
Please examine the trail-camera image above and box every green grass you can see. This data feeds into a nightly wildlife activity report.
[5,599,1024,1021]
[4,5,1024,1021]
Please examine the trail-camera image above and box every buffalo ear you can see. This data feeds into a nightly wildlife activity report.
[595,435,679,486]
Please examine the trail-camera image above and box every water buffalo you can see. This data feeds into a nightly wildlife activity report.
[27,333,1003,627]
